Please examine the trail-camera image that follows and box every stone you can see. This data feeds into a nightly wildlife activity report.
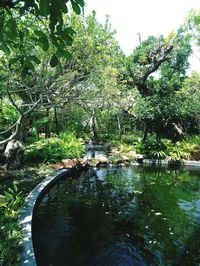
[108,155,123,165]
[127,150,137,159]
[136,154,144,163]
[121,155,130,162]
[51,162,65,170]
[62,159,78,169]
[88,159,100,167]
[96,155,109,167]
[110,148,120,155]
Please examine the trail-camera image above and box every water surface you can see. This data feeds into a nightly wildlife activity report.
[32,165,200,266]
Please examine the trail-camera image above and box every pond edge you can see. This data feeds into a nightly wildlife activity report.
[18,169,72,266]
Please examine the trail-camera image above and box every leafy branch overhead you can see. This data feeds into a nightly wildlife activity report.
[0,0,85,70]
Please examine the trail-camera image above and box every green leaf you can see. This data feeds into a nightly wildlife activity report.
[56,61,63,73]
[0,42,10,55]
[7,19,17,38]
[71,1,81,15]
[65,27,76,36]
[63,50,72,60]
[35,30,49,51]
[39,0,49,16]
[9,57,19,66]
[62,28,73,45]
[76,0,84,7]
[57,0,68,13]
[30,56,41,64]
[34,30,47,39]
[42,39,49,51]
[50,55,59,67]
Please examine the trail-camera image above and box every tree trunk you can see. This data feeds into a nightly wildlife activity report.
[117,113,122,139]
[143,126,149,142]
[45,108,50,138]
[90,109,98,140]
[54,108,60,136]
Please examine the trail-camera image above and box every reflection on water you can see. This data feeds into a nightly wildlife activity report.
[32,166,200,266]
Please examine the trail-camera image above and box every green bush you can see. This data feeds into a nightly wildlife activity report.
[137,135,167,159]
[0,184,24,266]
[121,134,142,145]
[25,132,85,163]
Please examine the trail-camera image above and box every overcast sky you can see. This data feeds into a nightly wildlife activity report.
[85,0,200,71]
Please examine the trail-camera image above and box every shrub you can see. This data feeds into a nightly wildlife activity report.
[137,135,167,159]
[0,184,24,266]
[25,132,85,163]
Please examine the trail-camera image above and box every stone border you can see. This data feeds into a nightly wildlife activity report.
[143,159,200,168]
[18,169,71,265]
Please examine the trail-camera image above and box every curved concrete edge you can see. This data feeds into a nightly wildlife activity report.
[18,169,72,266]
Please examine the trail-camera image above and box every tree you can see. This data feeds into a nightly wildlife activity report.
[0,11,125,168]
[0,0,85,168]
[0,0,84,70]
[126,29,192,141]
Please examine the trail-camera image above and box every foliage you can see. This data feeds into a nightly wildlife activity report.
[0,0,84,70]
[25,132,85,163]
[0,183,24,266]
[0,99,17,131]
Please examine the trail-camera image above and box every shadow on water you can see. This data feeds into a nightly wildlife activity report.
[32,165,200,266]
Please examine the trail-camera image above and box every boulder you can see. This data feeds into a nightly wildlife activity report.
[121,155,130,162]
[110,148,120,155]
[136,154,144,163]
[108,155,123,165]
[51,159,89,171]
[88,159,100,167]
[96,155,109,166]
[127,151,137,159]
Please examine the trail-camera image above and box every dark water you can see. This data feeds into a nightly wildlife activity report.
[32,165,200,266]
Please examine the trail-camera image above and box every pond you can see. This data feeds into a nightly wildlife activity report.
[32,165,200,266]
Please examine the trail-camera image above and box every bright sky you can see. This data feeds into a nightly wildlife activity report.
[85,0,200,71]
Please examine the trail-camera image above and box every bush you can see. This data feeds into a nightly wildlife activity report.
[0,184,24,266]
[137,135,167,159]
[25,132,85,163]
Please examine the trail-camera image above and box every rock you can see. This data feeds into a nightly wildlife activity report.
[136,154,144,163]
[96,155,109,167]
[62,159,78,169]
[127,151,137,159]
[51,159,89,171]
[51,162,65,170]
[110,148,120,155]
[88,159,100,167]
[108,155,123,165]
[4,140,25,169]
[121,155,130,161]
[78,159,88,168]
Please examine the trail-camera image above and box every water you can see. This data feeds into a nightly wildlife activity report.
[84,144,107,160]
[32,165,200,266]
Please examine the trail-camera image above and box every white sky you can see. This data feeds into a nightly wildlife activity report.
[85,0,200,72]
